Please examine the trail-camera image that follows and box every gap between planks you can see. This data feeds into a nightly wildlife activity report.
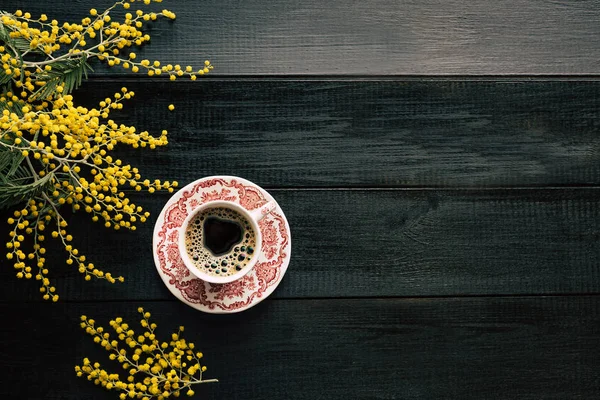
[3,292,600,305]
[85,75,600,83]
[116,186,600,194]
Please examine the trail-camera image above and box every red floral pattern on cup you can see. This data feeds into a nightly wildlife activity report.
[155,178,289,311]
[200,188,237,205]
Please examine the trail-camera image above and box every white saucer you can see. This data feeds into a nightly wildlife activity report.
[152,176,291,313]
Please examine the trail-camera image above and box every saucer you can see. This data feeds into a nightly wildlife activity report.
[152,176,291,314]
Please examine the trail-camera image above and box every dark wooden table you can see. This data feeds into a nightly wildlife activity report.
[2,1,600,399]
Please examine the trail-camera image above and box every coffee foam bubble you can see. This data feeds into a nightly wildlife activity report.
[184,207,257,277]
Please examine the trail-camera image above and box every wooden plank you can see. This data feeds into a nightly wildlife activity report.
[62,79,600,188]
[6,0,600,75]
[1,297,599,399]
[2,189,599,301]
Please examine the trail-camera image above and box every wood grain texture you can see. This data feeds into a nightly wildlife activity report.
[6,0,600,75]
[2,189,599,301]
[3,2,600,399]
[58,79,600,188]
[1,297,599,399]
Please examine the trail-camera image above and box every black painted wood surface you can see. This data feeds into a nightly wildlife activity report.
[2,188,600,302]
[2,0,600,399]
[72,79,600,188]
[3,0,600,75]
[2,298,600,400]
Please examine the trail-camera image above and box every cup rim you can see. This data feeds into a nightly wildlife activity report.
[178,200,262,284]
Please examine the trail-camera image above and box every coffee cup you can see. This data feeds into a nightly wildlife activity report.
[179,200,276,284]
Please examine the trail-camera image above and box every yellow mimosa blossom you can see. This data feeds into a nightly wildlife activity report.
[0,0,213,300]
[76,308,217,398]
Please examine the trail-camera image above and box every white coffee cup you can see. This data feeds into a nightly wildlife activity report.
[179,200,275,284]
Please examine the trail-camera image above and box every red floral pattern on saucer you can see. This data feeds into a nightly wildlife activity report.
[153,176,291,313]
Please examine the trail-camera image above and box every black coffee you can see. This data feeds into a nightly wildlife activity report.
[184,207,257,277]
[203,216,243,256]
